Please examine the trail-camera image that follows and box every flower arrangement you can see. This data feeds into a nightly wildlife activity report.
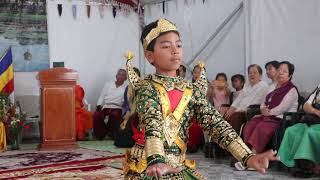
[0,93,30,150]
[6,111,29,136]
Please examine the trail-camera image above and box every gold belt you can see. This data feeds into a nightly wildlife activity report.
[130,144,184,167]
[124,144,195,174]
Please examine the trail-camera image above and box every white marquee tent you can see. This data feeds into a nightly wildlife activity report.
[14,0,320,105]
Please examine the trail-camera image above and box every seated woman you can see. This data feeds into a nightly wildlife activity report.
[243,61,298,154]
[224,64,269,133]
[278,83,320,177]
[207,73,230,115]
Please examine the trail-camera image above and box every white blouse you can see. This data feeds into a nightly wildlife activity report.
[231,80,269,112]
[261,87,299,118]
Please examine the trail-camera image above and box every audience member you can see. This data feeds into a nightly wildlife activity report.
[265,60,279,89]
[224,64,268,133]
[75,85,93,140]
[115,67,140,147]
[230,74,245,104]
[93,69,127,140]
[207,73,230,114]
[242,61,298,154]
[278,83,320,178]
[176,64,186,79]
[192,65,201,82]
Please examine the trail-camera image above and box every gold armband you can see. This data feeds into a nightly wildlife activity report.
[226,137,254,166]
[145,138,165,157]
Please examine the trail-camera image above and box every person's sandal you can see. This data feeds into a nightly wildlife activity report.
[235,162,255,171]
[235,162,246,171]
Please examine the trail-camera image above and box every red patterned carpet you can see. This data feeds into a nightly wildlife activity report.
[0,155,124,179]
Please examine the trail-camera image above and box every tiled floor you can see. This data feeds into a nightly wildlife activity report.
[4,141,319,179]
[188,152,320,180]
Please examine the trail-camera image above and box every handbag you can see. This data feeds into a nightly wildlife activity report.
[300,104,320,126]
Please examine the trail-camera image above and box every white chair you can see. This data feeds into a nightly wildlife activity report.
[15,95,40,140]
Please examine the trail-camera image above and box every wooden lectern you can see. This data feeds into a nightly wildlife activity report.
[37,67,79,150]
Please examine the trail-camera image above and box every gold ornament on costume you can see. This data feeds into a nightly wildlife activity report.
[125,51,142,89]
[193,60,208,94]
[125,51,134,61]
[197,61,205,69]
[153,83,192,147]
[143,18,178,50]
[227,137,254,166]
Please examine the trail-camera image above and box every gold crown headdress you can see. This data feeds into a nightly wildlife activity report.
[143,18,178,50]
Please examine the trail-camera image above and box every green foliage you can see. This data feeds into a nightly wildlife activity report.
[0,93,29,136]
[0,93,11,123]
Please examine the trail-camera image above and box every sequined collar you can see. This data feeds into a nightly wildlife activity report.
[147,74,191,91]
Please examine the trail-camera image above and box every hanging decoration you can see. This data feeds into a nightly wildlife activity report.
[72,4,77,19]
[112,5,117,18]
[162,2,165,14]
[136,0,142,15]
[54,0,143,19]
[123,6,131,17]
[114,0,134,6]
[86,4,91,18]
[98,0,105,18]
[111,0,135,17]
[84,0,91,18]
[57,4,63,17]
[137,5,144,17]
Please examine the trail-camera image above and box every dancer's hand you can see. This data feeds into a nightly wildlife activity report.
[146,163,181,177]
[246,149,280,173]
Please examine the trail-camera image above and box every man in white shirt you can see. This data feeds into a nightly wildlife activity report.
[224,64,269,133]
[93,69,127,140]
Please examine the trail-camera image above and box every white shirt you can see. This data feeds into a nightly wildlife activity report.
[306,84,320,105]
[231,89,243,103]
[97,82,126,109]
[268,81,277,92]
[234,89,243,99]
[261,86,299,118]
[231,80,269,111]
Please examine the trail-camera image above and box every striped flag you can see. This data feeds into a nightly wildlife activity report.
[0,47,14,95]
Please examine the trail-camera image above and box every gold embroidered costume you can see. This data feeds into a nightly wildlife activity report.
[123,18,254,180]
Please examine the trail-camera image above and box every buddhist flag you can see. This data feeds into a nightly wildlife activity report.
[0,47,14,95]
